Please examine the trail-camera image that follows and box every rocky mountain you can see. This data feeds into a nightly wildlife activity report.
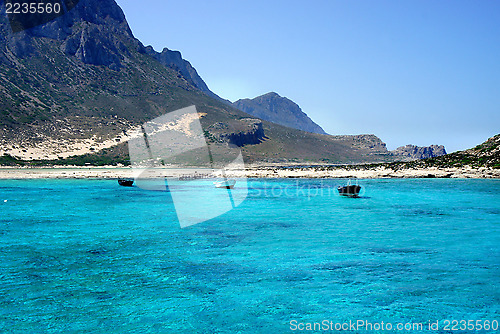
[233,92,327,135]
[143,46,223,101]
[0,0,397,166]
[392,144,447,160]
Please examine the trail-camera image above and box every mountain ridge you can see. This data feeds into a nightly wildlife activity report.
[142,45,225,102]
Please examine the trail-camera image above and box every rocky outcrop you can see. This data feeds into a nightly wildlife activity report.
[207,119,265,147]
[233,92,327,135]
[392,145,447,160]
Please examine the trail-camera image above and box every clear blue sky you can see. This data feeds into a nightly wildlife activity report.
[116,0,499,152]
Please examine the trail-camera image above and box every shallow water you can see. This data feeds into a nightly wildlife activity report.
[0,178,498,333]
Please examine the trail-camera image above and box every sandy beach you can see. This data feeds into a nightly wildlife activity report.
[0,165,498,179]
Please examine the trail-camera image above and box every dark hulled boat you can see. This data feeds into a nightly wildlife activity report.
[337,180,361,197]
[118,179,134,187]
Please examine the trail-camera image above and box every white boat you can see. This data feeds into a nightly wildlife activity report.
[214,179,236,189]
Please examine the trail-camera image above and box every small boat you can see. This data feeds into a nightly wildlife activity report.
[118,179,134,187]
[337,180,361,197]
[214,179,236,189]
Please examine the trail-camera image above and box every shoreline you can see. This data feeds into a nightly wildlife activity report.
[0,165,498,179]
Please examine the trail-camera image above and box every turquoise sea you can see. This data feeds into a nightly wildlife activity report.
[0,178,499,333]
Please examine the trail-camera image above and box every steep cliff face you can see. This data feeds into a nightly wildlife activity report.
[392,145,447,160]
[233,92,327,135]
[2,0,219,85]
[3,0,134,64]
[143,46,218,98]
[207,119,265,147]
[61,24,128,70]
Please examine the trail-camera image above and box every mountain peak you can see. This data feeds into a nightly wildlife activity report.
[262,91,281,98]
[5,0,132,40]
[233,92,327,135]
